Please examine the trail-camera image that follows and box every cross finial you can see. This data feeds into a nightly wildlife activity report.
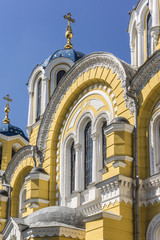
[3,94,12,124]
[64,13,75,49]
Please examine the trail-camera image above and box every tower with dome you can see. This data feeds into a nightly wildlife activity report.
[1,1,160,239]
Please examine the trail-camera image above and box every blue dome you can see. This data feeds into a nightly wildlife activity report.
[0,124,28,141]
[42,49,85,67]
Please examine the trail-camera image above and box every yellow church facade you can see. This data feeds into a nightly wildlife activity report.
[0,0,160,239]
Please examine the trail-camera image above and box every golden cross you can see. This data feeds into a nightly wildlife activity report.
[64,13,75,25]
[3,94,12,124]
[64,13,75,49]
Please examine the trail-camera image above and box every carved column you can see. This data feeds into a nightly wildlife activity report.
[91,133,98,184]
[28,91,33,126]
[130,43,135,66]
[43,77,49,114]
[74,143,81,192]
[137,23,143,66]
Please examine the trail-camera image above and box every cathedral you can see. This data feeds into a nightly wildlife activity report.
[0,0,160,239]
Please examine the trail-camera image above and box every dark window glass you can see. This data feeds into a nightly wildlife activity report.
[56,70,66,86]
[102,121,107,168]
[12,148,16,157]
[147,13,152,58]
[0,146,2,169]
[71,142,75,193]
[37,79,42,120]
[85,121,93,188]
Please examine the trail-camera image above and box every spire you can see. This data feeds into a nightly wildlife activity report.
[64,13,75,49]
[3,94,12,124]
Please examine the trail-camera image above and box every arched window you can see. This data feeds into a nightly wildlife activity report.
[70,142,75,193]
[0,143,2,169]
[85,121,93,188]
[37,78,42,120]
[147,13,152,58]
[56,70,66,86]
[102,121,107,168]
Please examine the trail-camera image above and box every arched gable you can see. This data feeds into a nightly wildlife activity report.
[37,52,135,151]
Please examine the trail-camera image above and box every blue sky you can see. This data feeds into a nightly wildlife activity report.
[0,0,138,136]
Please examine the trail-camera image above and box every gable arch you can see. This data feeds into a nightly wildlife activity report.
[37,52,135,151]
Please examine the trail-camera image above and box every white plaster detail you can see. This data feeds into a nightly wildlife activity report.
[89,99,105,111]
[146,213,160,240]
[105,123,134,135]
[113,161,127,168]
[25,173,50,181]
[68,107,82,130]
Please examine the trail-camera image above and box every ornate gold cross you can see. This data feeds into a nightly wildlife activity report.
[64,13,75,49]
[3,94,12,124]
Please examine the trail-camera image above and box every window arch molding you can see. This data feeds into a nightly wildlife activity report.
[50,64,70,94]
[19,184,26,218]
[60,132,75,204]
[146,213,160,240]
[149,105,160,175]
[94,112,109,179]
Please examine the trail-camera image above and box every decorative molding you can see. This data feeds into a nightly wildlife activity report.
[89,99,104,111]
[25,172,50,181]
[150,26,160,47]
[105,123,134,135]
[68,107,81,130]
[37,52,135,151]
[113,161,127,168]
[131,50,160,94]
[3,145,33,183]
[146,213,160,240]
[0,133,28,145]
[96,175,134,207]
[105,155,133,165]
[23,226,85,239]
[25,198,49,205]
[84,211,122,223]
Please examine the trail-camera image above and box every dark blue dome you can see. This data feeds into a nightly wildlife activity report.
[42,49,85,67]
[0,124,28,141]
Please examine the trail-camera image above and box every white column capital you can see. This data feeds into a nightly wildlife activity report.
[43,76,50,82]
[74,143,81,151]
[91,133,98,141]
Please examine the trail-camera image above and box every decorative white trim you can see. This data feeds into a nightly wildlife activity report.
[25,198,49,205]
[0,196,8,202]
[146,213,160,240]
[37,52,135,151]
[28,203,39,209]
[105,123,134,135]
[0,218,7,223]
[84,211,122,222]
[25,172,50,181]
[23,226,85,240]
[106,155,133,164]
[0,133,28,145]
[113,161,127,168]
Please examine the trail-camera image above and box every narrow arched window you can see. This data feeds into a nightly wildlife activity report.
[0,143,2,169]
[85,121,93,188]
[56,70,66,86]
[102,121,107,168]
[37,79,42,120]
[147,13,152,58]
[70,142,75,193]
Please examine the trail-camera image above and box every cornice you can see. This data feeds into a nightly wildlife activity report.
[23,226,85,239]
[131,50,160,94]
[37,52,135,151]
[0,133,28,145]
